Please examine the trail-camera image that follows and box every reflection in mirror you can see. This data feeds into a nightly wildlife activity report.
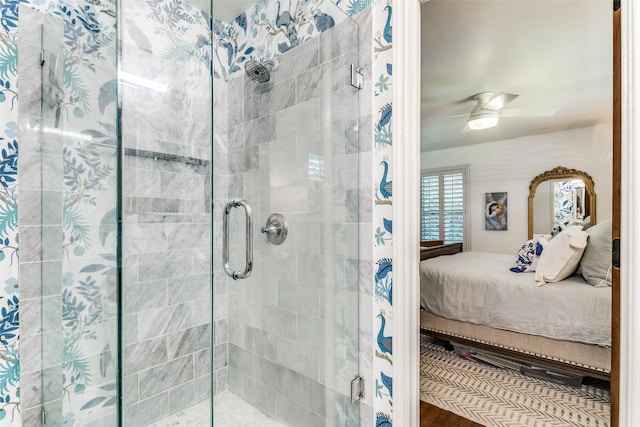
[528,166,596,239]
[532,179,589,235]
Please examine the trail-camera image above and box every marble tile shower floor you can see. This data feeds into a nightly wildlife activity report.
[151,391,286,427]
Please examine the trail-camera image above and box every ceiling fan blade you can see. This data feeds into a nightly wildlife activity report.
[484,92,519,110]
[501,107,559,117]
[422,97,475,118]
[428,113,468,120]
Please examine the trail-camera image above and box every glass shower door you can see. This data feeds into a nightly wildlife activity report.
[13,0,215,424]
[15,3,120,425]
[119,0,214,425]
[220,6,361,425]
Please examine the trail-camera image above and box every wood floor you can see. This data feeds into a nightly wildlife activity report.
[421,400,484,427]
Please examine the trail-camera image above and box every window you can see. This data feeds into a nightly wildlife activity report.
[420,165,469,247]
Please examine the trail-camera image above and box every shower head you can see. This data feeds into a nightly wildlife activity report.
[245,59,279,83]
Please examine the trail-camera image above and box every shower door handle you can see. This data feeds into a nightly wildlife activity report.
[222,199,253,280]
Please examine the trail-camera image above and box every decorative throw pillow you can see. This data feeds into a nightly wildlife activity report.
[510,238,543,273]
[534,225,589,286]
[580,218,613,287]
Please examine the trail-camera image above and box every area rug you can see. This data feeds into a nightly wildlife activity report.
[420,336,610,426]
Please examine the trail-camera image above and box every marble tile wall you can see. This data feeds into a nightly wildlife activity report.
[119,1,213,424]
[218,15,367,426]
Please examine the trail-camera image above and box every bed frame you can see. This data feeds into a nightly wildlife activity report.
[420,311,611,380]
[419,245,611,381]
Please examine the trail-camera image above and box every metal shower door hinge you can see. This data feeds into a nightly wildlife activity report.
[350,64,363,90]
[351,376,364,402]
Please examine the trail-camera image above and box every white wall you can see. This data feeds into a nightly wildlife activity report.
[420,124,613,254]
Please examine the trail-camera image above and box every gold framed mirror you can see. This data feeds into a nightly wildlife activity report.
[528,166,597,239]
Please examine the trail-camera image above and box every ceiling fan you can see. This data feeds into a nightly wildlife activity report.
[435,92,558,133]
[465,92,517,131]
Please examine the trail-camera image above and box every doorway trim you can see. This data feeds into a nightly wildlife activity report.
[394,0,639,426]
[619,1,640,425]
[392,1,422,426]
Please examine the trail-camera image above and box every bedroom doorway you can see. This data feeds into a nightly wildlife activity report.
[414,1,621,426]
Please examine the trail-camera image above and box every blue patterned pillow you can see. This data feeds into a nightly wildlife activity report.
[510,238,544,273]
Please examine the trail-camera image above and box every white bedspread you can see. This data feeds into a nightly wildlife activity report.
[420,252,611,346]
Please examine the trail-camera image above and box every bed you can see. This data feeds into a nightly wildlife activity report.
[419,244,612,379]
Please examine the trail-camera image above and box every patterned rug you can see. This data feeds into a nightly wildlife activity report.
[420,336,610,426]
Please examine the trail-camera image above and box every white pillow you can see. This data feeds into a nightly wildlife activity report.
[580,218,613,287]
[534,225,589,286]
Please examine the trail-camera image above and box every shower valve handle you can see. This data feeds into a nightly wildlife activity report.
[261,213,288,245]
[261,224,280,236]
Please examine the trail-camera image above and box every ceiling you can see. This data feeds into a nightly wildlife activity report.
[420,0,613,152]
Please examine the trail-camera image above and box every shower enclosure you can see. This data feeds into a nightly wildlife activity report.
[214,6,362,423]
[5,0,360,425]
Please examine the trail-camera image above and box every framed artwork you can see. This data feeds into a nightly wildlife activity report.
[485,192,508,230]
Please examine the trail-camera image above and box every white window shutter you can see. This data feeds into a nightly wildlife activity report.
[421,167,467,245]
[421,175,440,241]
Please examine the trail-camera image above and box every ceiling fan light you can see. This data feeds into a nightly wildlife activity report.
[467,112,499,130]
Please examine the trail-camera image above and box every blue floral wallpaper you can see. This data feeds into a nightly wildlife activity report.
[213,0,372,80]
[122,0,211,68]
[1,2,27,424]
[372,1,393,424]
[338,0,373,16]
[553,180,583,230]
[0,127,19,424]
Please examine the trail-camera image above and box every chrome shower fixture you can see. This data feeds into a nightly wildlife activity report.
[244,59,279,83]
